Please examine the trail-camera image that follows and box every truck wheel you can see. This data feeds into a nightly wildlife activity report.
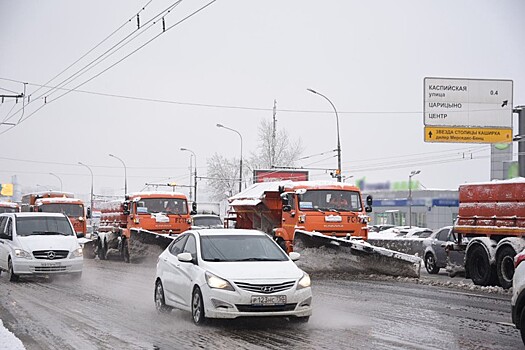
[424,253,440,274]
[496,246,516,290]
[7,258,19,282]
[121,239,130,263]
[468,245,494,286]
[98,241,107,260]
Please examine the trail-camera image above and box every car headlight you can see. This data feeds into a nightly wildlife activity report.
[14,249,33,259]
[70,247,83,258]
[205,272,234,291]
[297,273,311,289]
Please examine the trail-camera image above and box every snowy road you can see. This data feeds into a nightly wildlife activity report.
[0,259,522,350]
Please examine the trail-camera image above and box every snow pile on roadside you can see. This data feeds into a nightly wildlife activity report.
[0,319,25,350]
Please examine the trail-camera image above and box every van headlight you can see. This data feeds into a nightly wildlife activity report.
[205,272,234,291]
[70,247,83,258]
[14,249,32,259]
[297,273,311,289]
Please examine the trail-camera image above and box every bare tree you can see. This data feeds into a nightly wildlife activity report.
[247,119,303,170]
[206,119,303,201]
[206,153,240,201]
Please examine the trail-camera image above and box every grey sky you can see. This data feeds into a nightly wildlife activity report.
[1,0,524,202]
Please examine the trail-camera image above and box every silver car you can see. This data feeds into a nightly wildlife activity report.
[422,226,464,274]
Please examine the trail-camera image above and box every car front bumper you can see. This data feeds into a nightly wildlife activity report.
[201,284,313,319]
[12,257,83,275]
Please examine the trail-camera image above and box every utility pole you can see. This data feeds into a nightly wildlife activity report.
[271,100,277,168]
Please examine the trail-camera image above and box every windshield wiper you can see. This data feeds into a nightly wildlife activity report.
[32,231,68,236]
[237,257,279,261]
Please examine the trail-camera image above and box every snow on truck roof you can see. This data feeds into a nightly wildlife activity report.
[128,191,187,198]
[0,201,19,208]
[36,197,84,204]
[228,180,360,206]
[459,177,525,187]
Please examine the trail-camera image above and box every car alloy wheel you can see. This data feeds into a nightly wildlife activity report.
[425,253,439,274]
[154,280,171,313]
[192,287,206,325]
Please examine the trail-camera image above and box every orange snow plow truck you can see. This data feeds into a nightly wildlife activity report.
[227,181,421,278]
[21,191,87,237]
[451,179,525,289]
[92,191,191,263]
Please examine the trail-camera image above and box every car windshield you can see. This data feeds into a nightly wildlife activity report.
[39,203,84,217]
[298,190,363,212]
[16,216,74,236]
[193,216,223,227]
[136,198,188,215]
[200,235,288,262]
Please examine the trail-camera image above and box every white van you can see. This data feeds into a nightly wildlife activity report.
[0,212,83,281]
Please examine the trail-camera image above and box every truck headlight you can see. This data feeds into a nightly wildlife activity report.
[70,247,83,258]
[14,249,32,259]
[297,273,311,289]
[205,272,234,291]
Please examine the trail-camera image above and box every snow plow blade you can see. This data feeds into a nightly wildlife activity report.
[78,237,96,259]
[128,229,175,264]
[293,230,421,278]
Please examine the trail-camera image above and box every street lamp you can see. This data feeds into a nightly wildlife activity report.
[307,88,342,182]
[217,123,243,193]
[408,170,421,228]
[78,162,94,216]
[49,172,63,191]
[180,147,197,205]
[109,153,128,195]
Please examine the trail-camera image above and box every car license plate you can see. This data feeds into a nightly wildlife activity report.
[251,295,286,305]
[41,262,62,267]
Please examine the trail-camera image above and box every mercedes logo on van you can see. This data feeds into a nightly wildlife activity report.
[261,286,274,293]
[47,251,56,260]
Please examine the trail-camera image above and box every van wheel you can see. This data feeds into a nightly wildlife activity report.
[7,258,19,282]
[496,246,516,290]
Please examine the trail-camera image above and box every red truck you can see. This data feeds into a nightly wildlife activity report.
[452,179,525,289]
[0,202,19,214]
[94,191,192,262]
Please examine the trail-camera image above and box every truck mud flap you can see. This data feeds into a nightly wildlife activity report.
[128,229,175,264]
[293,230,421,278]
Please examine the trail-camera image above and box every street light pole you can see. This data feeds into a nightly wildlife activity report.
[307,88,342,182]
[217,123,243,193]
[78,162,94,215]
[49,172,63,191]
[408,170,421,228]
[180,148,197,205]
[109,154,128,196]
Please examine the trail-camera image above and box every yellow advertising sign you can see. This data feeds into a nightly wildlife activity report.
[424,126,512,144]
[1,183,13,196]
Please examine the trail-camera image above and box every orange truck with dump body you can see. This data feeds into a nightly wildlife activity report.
[20,191,87,237]
[227,181,373,252]
[93,191,192,263]
[0,202,19,213]
[451,179,525,289]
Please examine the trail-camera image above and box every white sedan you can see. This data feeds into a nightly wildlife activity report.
[154,229,312,325]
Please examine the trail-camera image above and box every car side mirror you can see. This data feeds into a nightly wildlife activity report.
[289,252,300,261]
[177,252,194,263]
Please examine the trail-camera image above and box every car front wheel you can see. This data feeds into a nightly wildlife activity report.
[521,306,525,346]
[154,280,172,313]
[425,253,439,274]
[192,287,206,325]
